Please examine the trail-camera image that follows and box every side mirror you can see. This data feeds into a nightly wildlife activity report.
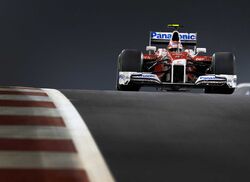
[196,48,207,54]
[146,46,157,52]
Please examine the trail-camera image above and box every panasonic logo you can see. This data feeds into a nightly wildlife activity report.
[151,32,197,41]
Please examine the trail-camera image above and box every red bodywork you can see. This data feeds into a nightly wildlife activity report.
[143,50,212,82]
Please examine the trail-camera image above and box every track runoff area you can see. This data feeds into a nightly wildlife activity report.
[0,87,114,182]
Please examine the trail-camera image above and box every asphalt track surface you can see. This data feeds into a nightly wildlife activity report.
[62,90,250,182]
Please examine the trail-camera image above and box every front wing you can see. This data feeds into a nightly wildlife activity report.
[118,72,237,88]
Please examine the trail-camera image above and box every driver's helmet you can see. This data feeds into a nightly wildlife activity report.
[167,40,183,52]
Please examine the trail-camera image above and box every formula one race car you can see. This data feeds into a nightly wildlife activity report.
[116,24,237,94]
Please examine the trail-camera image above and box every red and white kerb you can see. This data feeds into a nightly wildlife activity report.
[0,87,114,182]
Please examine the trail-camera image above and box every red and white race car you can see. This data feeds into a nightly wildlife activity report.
[116,24,237,94]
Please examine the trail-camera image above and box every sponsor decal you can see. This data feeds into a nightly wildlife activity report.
[195,57,205,61]
[173,59,186,65]
[199,76,216,80]
[119,74,126,80]
[133,74,156,79]
[199,76,225,80]
[151,32,197,41]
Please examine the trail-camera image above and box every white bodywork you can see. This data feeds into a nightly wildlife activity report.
[195,75,237,88]
[146,46,157,52]
[119,72,161,85]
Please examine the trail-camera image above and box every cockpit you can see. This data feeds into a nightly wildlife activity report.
[167,31,183,52]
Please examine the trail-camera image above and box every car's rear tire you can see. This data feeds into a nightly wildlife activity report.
[117,49,143,91]
[204,52,235,94]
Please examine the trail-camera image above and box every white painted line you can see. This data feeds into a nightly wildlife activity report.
[0,88,44,93]
[0,151,83,169]
[0,95,51,102]
[44,89,115,182]
[236,83,250,88]
[0,126,71,139]
[0,107,60,117]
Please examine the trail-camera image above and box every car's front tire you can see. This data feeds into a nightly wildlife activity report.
[116,49,143,91]
[204,52,235,94]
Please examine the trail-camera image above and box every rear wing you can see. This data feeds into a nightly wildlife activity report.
[149,31,197,46]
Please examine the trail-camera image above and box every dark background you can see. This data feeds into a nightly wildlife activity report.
[0,0,249,89]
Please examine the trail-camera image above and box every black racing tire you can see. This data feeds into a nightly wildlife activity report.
[116,49,143,91]
[117,84,141,91]
[211,52,235,75]
[205,52,235,94]
[118,49,143,72]
[204,86,235,94]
